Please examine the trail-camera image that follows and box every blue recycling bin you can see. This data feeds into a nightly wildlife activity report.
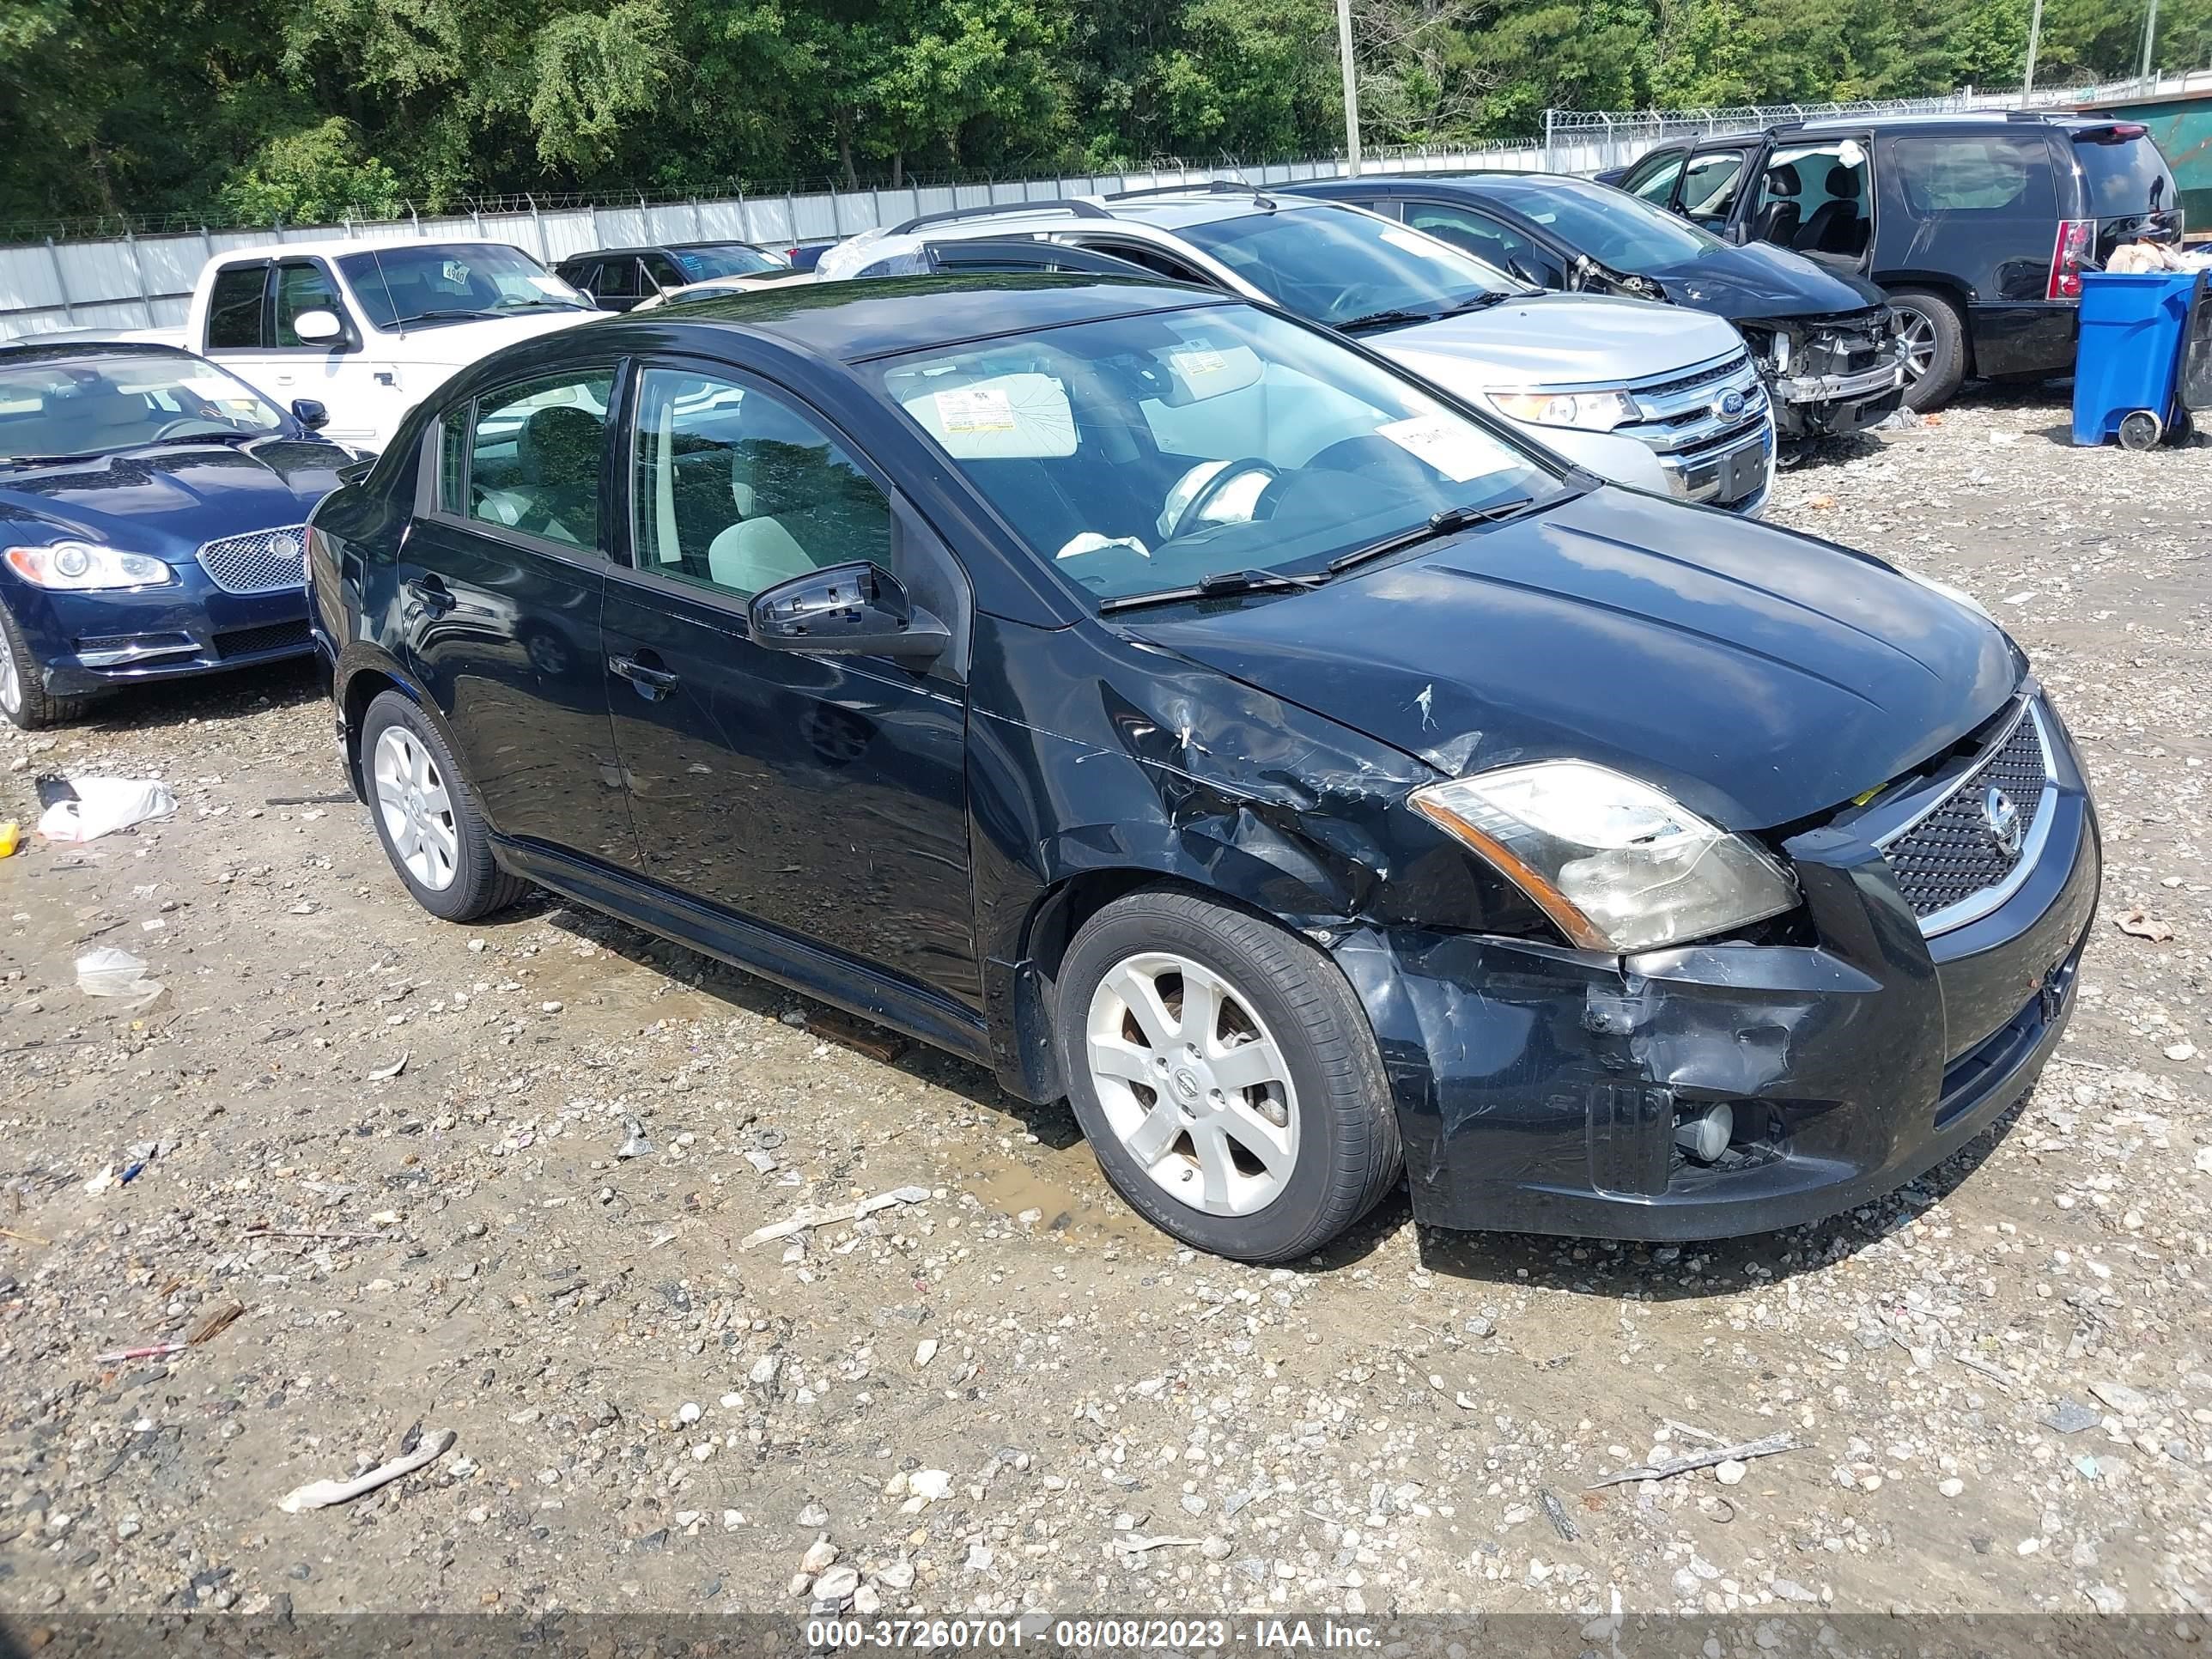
[2072,270,2206,448]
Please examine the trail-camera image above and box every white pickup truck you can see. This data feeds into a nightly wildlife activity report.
[184,239,599,452]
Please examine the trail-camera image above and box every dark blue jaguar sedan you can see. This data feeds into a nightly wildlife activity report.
[307,275,2098,1261]
[0,340,351,727]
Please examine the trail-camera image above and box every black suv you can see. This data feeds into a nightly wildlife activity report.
[1604,112,2183,409]
[555,242,792,311]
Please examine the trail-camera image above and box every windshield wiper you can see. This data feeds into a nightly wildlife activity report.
[134,430,259,448]
[1097,567,1329,615]
[1336,306,1441,333]
[1436,291,1513,315]
[490,299,591,312]
[1328,498,1537,574]
[386,308,502,326]
[0,452,100,467]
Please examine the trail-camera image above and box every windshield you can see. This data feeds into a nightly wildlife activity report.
[336,244,591,329]
[0,352,287,462]
[872,302,1560,606]
[1466,177,1724,270]
[1177,204,1521,327]
[672,243,786,281]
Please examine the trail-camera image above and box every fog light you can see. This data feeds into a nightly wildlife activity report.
[1674,1103,1733,1163]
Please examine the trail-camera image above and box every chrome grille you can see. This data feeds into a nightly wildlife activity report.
[1879,706,2055,932]
[195,526,308,596]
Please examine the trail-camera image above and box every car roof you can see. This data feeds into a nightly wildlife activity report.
[1296,169,1595,191]
[0,337,196,364]
[915,191,1346,240]
[210,236,536,265]
[1790,111,2096,133]
[586,271,1239,362]
[558,240,772,262]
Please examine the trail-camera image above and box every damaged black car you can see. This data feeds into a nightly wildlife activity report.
[307,274,2099,1263]
[1291,171,1910,441]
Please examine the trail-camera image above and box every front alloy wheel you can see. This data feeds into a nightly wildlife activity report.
[1056,886,1402,1262]
[1085,951,1300,1216]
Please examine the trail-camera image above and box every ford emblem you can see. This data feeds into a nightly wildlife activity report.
[1718,389,1746,417]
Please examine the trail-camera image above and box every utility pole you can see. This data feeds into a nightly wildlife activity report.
[2023,0,2044,95]
[1336,0,1363,175]
[2139,0,2160,84]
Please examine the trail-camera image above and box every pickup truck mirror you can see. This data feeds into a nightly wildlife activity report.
[748,561,950,664]
[289,398,331,431]
[292,309,343,343]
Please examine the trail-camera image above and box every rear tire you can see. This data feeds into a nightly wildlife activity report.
[1055,886,1401,1262]
[0,601,86,730]
[360,690,529,922]
[1891,289,1967,412]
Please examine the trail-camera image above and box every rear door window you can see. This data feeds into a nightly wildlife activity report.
[1760,140,1872,260]
[2073,129,2179,216]
[1890,133,2057,217]
[465,370,616,550]
[205,263,269,350]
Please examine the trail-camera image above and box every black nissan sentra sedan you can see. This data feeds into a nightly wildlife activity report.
[306,275,2099,1263]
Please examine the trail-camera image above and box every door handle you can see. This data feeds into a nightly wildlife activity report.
[609,653,680,698]
[403,576,456,617]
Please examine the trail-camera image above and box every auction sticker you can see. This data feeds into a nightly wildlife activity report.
[1375,415,1508,483]
[935,386,1018,434]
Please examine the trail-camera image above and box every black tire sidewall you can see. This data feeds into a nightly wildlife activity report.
[1893,289,1966,411]
[359,690,507,922]
[1055,890,1395,1262]
[0,599,69,730]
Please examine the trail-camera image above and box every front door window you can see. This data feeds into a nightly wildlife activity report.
[1679,150,1749,230]
[272,261,348,348]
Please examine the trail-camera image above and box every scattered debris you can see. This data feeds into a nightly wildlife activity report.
[36,775,176,842]
[2045,1401,2103,1435]
[94,1341,186,1364]
[1588,1433,1802,1489]
[278,1428,455,1513]
[2114,908,2174,942]
[75,946,161,1001]
[741,1185,932,1249]
[0,1226,50,1247]
[366,1051,410,1081]
[187,1301,246,1346]
[1538,1487,1578,1540]
[616,1117,656,1159]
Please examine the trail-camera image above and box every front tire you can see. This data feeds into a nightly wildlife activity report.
[0,602,87,730]
[1891,289,1967,412]
[1056,887,1401,1262]
[360,690,528,922]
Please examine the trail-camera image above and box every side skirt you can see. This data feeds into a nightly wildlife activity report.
[492,836,994,1067]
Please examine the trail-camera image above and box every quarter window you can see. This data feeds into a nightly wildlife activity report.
[205,264,267,350]
[631,368,891,600]
[464,370,614,549]
[1892,134,2056,216]
[273,261,345,348]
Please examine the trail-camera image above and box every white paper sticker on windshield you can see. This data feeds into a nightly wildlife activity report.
[1381,228,1453,259]
[1170,336,1228,377]
[1375,415,1510,483]
[529,275,572,296]
[934,386,1018,434]
[441,259,471,284]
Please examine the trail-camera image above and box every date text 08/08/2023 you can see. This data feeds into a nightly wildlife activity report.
[805,1616,1382,1650]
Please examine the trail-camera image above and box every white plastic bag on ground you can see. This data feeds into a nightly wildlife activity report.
[37,777,176,842]
[76,946,162,1000]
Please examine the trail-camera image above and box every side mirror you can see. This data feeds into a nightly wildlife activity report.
[290,398,330,431]
[748,561,949,664]
[291,308,343,343]
[1510,257,1564,290]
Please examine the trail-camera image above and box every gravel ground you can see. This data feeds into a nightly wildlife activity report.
[3,390,2210,1632]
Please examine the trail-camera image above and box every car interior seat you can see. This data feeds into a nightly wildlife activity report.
[1752,163,1802,246]
[1798,165,1868,258]
[475,404,602,544]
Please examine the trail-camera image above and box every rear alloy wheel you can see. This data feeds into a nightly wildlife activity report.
[0,601,86,730]
[360,690,529,922]
[1890,289,1967,412]
[1057,887,1401,1262]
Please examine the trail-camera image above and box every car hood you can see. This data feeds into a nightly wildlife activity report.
[366,308,596,367]
[1131,487,2021,832]
[1633,241,1886,319]
[0,440,349,562]
[1375,293,1749,392]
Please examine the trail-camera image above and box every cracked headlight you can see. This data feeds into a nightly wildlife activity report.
[1486,387,1639,433]
[4,541,174,591]
[1410,760,1799,954]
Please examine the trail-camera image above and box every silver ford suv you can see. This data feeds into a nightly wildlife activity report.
[817,185,1777,515]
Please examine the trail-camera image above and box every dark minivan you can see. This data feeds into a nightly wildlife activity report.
[307,276,2098,1262]
[1605,112,2183,408]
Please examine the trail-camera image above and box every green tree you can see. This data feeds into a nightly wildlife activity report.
[218,116,404,223]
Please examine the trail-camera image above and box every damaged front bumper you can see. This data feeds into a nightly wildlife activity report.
[1751,312,1911,439]
[1333,694,2099,1241]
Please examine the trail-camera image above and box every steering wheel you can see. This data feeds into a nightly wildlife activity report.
[1168,458,1281,542]
[151,417,234,441]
